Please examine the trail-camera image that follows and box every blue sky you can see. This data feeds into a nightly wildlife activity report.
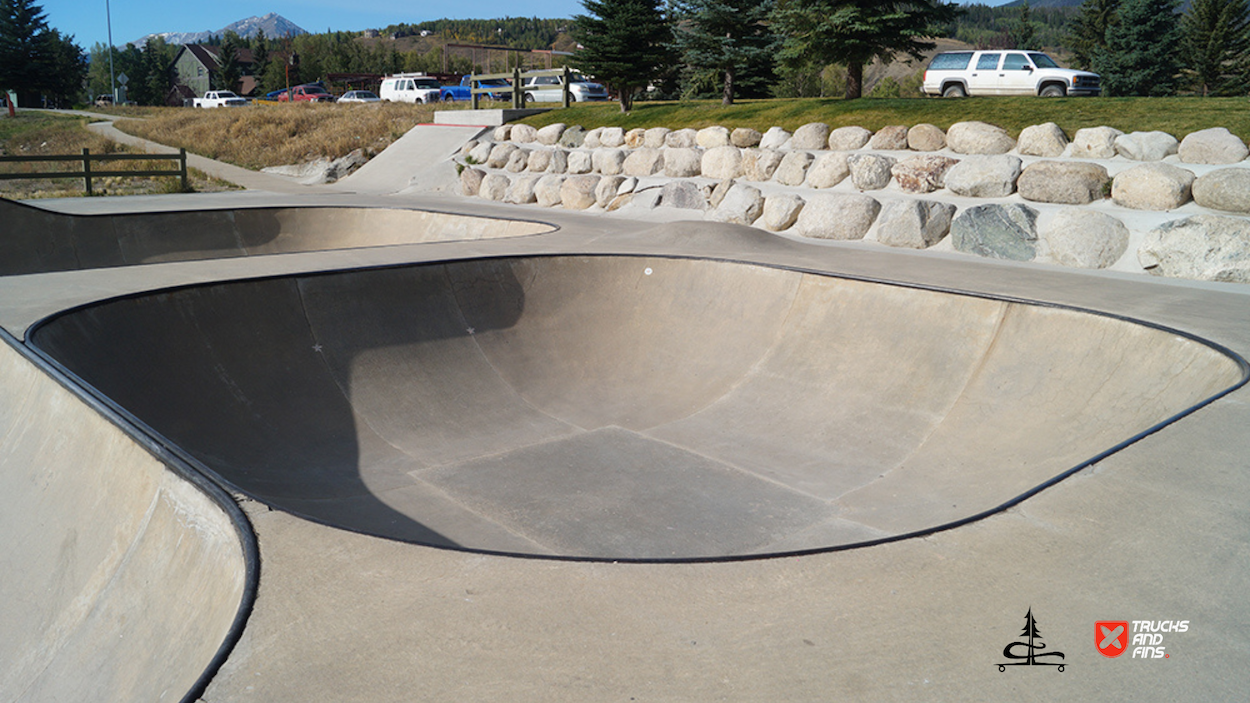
[43,0,1014,51]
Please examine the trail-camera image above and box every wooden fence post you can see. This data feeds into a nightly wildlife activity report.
[81,148,92,196]
[512,67,522,109]
[562,65,571,109]
[471,73,480,110]
[179,148,187,191]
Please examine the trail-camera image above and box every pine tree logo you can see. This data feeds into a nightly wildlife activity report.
[998,608,1066,671]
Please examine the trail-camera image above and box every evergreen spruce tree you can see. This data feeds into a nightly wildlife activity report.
[770,0,959,99]
[0,0,49,98]
[671,0,778,105]
[1092,0,1181,96]
[1010,1,1037,49]
[251,29,270,95]
[1180,0,1250,96]
[215,31,243,93]
[573,0,674,111]
[1068,0,1120,71]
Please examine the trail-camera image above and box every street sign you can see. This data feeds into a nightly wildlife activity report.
[117,73,128,85]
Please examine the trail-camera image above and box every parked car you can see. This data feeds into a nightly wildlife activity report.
[379,74,442,103]
[440,76,513,102]
[922,51,1100,98]
[522,73,609,102]
[192,90,247,108]
[277,84,337,103]
[339,90,381,103]
[93,95,113,107]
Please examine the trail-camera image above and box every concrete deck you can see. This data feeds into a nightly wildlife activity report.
[4,183,1250,698]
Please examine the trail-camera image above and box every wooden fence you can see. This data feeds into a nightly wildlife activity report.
[0,148,187,195]
[470,66,573,110]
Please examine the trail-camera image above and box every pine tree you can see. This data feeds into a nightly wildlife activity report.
[671,0,778,105]
[1068,0,1120,71]
[215,31,243,93]
[1093,0,1181,96]
[1011,1,1037,49]
[0,0,50,98]
[573,0,674,111]
[770,0,959,99]
[1180,0,1250,96]
[251,29,270,95]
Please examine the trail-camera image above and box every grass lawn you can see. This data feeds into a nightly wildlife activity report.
[517,96,1250,141]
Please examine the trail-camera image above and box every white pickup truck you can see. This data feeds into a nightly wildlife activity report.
[192,91,247,108]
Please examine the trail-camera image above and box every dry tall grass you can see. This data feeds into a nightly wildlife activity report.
[117,102,442,169]
[1,112,236,198]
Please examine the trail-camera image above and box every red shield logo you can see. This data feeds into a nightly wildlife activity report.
[1096,621,1129,658]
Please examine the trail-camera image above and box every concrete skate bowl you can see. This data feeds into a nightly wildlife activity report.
[0,332,253,702]
[29,255,1246,561]
[0,198,553,276]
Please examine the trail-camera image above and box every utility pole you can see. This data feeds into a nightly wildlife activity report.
[105,0,116,102]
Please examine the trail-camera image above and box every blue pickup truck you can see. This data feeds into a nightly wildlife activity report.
[440,75,514,102]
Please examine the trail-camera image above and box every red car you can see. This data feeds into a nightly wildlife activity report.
[278,85,336,103]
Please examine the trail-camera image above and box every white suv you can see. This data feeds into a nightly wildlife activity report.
[922,51,1100,98]
[379,74,443,104]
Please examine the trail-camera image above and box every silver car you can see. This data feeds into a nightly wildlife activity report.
[523,73,609,102]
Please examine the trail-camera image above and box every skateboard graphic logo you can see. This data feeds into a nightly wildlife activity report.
[1096,621,1130,658]
[997,608,1065,672]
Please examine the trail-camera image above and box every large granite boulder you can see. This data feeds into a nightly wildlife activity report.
[1114,131,1179,161]
[847,153,896,190]
[702,146,745,179]
[1042,208,1129,269]
[1192,168,1250,213]
[1017,161,1109,204]
[792,193,881,240]
[944,155,1022,198]
[492,125,513,141]
[536,123,566,146]
[696,126,732,148]
[505,175,540,204]
[950,204,1039,260]
[558,126,586,148]
[526,149,551,173]
[774,151,814,186]
[946,121,1015,154]
[567,150,593,175]
[659,180,708,210]
[510,124,538,143]
[664,148,704,177]
[741,149,782,182]
[583,127,603,149]
[459,167,485,196]
[907,124,946,152]
[479,173,511,201]
[623,147,665,177]
[595,175,627,208]
[505,148,530,173]
[1069,126,1123,159]
[759,126,791,150]
[709,179,735,208]
[535,174,565,207]
[548,149,569,174]
[828,126,872,151]
[592,148,626,176]
[1111,163,1195,211]
[875,199,956,249]
[791,122,832,150]
[891,154,958,194]
[761,195,805,231]
[867,125,909,151]
[1139,215,1250,282]
[731,128,763,148]
[708,183,765,225]
[1016,123,1068,157]
[560,175,600,209]
[643,127,671,148]
[468,140,493,164]
[624,128,647,148]
[599,127,626,148]
[805,152,850,188]
[1179,127,1249,164]
[665,128,699,148]
[485,143,519,169]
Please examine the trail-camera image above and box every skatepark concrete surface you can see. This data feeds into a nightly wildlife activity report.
[4,126,1250,700]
